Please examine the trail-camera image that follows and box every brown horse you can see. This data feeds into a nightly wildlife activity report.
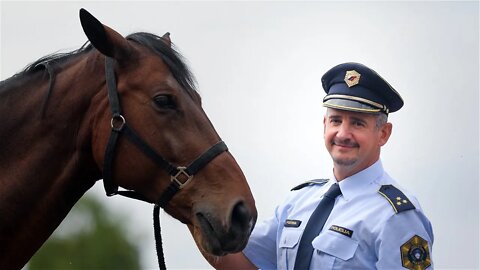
[0,9,256,269]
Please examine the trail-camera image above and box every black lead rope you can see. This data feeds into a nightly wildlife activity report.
[111,191,166,269]
[153,205,166,269]
[102,57,228,270]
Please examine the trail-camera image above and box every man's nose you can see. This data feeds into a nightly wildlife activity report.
[336,123,353,139]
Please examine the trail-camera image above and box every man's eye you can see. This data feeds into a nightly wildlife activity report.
[330,119,341,124]
[154,95,175,109]
[353,121,365,127]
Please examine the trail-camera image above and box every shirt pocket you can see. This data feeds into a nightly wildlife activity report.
[312,231,358,261]
[279,229,302,249]
[278,229,303,270]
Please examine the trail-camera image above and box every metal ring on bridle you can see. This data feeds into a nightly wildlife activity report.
[111,114,126,131]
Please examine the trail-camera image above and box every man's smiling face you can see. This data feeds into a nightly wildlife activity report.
[323,108,392,179]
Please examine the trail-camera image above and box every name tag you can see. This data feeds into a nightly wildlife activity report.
[284,219,302,228]
[329,225,353,238]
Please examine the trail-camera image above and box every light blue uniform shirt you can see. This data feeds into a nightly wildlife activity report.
[243,160,434,269]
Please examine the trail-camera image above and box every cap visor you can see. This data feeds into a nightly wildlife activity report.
[323,99,382,113]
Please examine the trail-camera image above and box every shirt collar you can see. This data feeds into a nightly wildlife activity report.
[330,159,385,201]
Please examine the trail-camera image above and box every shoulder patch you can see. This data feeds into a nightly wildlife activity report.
[291,179,328,191]
[401,235,431,270]
[378,185,415,214]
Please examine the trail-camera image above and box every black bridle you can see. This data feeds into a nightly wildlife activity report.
[102,57,228,269]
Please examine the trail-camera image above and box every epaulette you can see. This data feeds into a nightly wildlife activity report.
[291,179,329,191]
[378,185,415,214]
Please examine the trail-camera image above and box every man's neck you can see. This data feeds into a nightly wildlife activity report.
[333,159,379,181]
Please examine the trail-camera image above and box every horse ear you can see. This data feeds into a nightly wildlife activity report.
[161,32,172,47]
[79,8,131,60]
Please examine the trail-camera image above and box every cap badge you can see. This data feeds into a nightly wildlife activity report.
[344,70,361,87]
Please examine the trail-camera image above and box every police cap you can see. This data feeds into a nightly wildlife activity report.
[321,62,404,114]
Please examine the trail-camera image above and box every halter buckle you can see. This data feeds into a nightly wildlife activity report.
[171,166,193,189]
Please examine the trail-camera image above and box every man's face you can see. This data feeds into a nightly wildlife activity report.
[323,108,392,178]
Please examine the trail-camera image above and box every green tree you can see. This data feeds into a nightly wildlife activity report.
[28,195,141,270]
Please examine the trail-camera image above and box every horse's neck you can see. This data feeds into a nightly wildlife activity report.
[0,56,104,269]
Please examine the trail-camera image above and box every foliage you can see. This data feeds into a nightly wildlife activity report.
[28,195,141,270]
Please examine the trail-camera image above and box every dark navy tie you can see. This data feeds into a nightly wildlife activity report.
[293,183,342,270]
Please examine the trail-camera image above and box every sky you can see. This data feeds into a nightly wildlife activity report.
[1,1,479,269]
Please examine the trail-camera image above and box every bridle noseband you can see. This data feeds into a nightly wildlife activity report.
[102,57,227,269]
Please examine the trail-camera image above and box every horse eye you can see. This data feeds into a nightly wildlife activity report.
[153,95,175,109]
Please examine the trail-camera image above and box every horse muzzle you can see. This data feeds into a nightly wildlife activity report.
[195,200,256,256]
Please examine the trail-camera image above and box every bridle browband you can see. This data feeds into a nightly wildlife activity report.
[102,57,228,269]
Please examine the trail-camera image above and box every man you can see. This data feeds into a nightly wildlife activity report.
[206,62,434,269]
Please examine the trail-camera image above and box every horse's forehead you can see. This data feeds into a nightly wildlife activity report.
[118,42,198,99]
[133,47,169,70]
[162,73,182,90]
[118,58,195,99]
[120,50,173,81]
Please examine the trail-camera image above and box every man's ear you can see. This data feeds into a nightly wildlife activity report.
[379,122,393,146]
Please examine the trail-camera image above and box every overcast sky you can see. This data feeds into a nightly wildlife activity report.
[1,1,479,269]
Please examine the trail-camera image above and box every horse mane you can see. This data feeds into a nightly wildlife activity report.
[126,32,197,93]
[1,32,197,94]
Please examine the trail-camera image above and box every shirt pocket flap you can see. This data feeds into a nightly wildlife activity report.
[312,232,358,261]
[279,229,303,249]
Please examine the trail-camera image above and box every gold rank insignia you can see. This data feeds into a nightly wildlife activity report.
[344,70,361,87]
[378,185,415,214]
[401,235,431,270]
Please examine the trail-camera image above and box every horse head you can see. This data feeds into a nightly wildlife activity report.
[79,9,257,256]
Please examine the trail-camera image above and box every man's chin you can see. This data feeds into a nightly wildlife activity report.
[333,157,358,167]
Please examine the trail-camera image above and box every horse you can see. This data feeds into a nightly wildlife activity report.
[0,9,257,269]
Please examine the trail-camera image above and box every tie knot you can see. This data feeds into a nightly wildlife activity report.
[324,183,342,199]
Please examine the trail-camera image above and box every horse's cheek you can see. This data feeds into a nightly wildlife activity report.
[90,108,111,168]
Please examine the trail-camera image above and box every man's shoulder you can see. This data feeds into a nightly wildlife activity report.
[377,184,417,214]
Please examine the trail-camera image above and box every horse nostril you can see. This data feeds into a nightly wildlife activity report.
[231,201,251,233]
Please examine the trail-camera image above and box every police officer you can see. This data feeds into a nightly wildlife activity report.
[205,62,434,270]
